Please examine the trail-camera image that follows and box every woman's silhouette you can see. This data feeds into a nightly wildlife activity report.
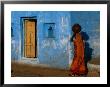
[70,24,88,76]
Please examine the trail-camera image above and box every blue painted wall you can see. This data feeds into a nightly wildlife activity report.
[11,11,100,69]
[71,11,100,58]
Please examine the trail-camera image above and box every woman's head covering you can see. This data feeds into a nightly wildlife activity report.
[72,24,81,33]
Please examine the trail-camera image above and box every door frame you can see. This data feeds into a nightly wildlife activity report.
[20,17,37,58]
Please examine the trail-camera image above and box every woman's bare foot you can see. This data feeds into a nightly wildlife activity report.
[69,73,75,76]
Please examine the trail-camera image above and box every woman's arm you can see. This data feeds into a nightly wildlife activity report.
[83,40,85,48]
[70,34,75,42]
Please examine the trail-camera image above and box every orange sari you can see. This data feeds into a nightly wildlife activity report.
[70,33,88,75]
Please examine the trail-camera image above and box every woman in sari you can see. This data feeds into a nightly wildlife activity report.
[70,24,88,76]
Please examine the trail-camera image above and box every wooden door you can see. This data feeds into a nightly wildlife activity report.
[24,19,36,58]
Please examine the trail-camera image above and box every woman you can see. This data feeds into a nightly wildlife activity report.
[70,24,88,76]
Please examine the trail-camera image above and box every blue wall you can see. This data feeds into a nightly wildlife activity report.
[71,11,100,58]
[11,11,100,69]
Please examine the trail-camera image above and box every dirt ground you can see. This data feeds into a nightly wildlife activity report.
[88,58,100,65]
[11,58,100,77]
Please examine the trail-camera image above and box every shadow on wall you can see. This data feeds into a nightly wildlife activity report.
[81,31,94,67]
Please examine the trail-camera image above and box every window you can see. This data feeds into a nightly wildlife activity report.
[44,23,55,38]
[48,26,54,38]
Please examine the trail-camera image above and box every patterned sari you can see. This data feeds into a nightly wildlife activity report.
[70,33,88,75]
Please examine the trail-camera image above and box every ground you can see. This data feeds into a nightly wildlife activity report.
[11,58,100,77]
